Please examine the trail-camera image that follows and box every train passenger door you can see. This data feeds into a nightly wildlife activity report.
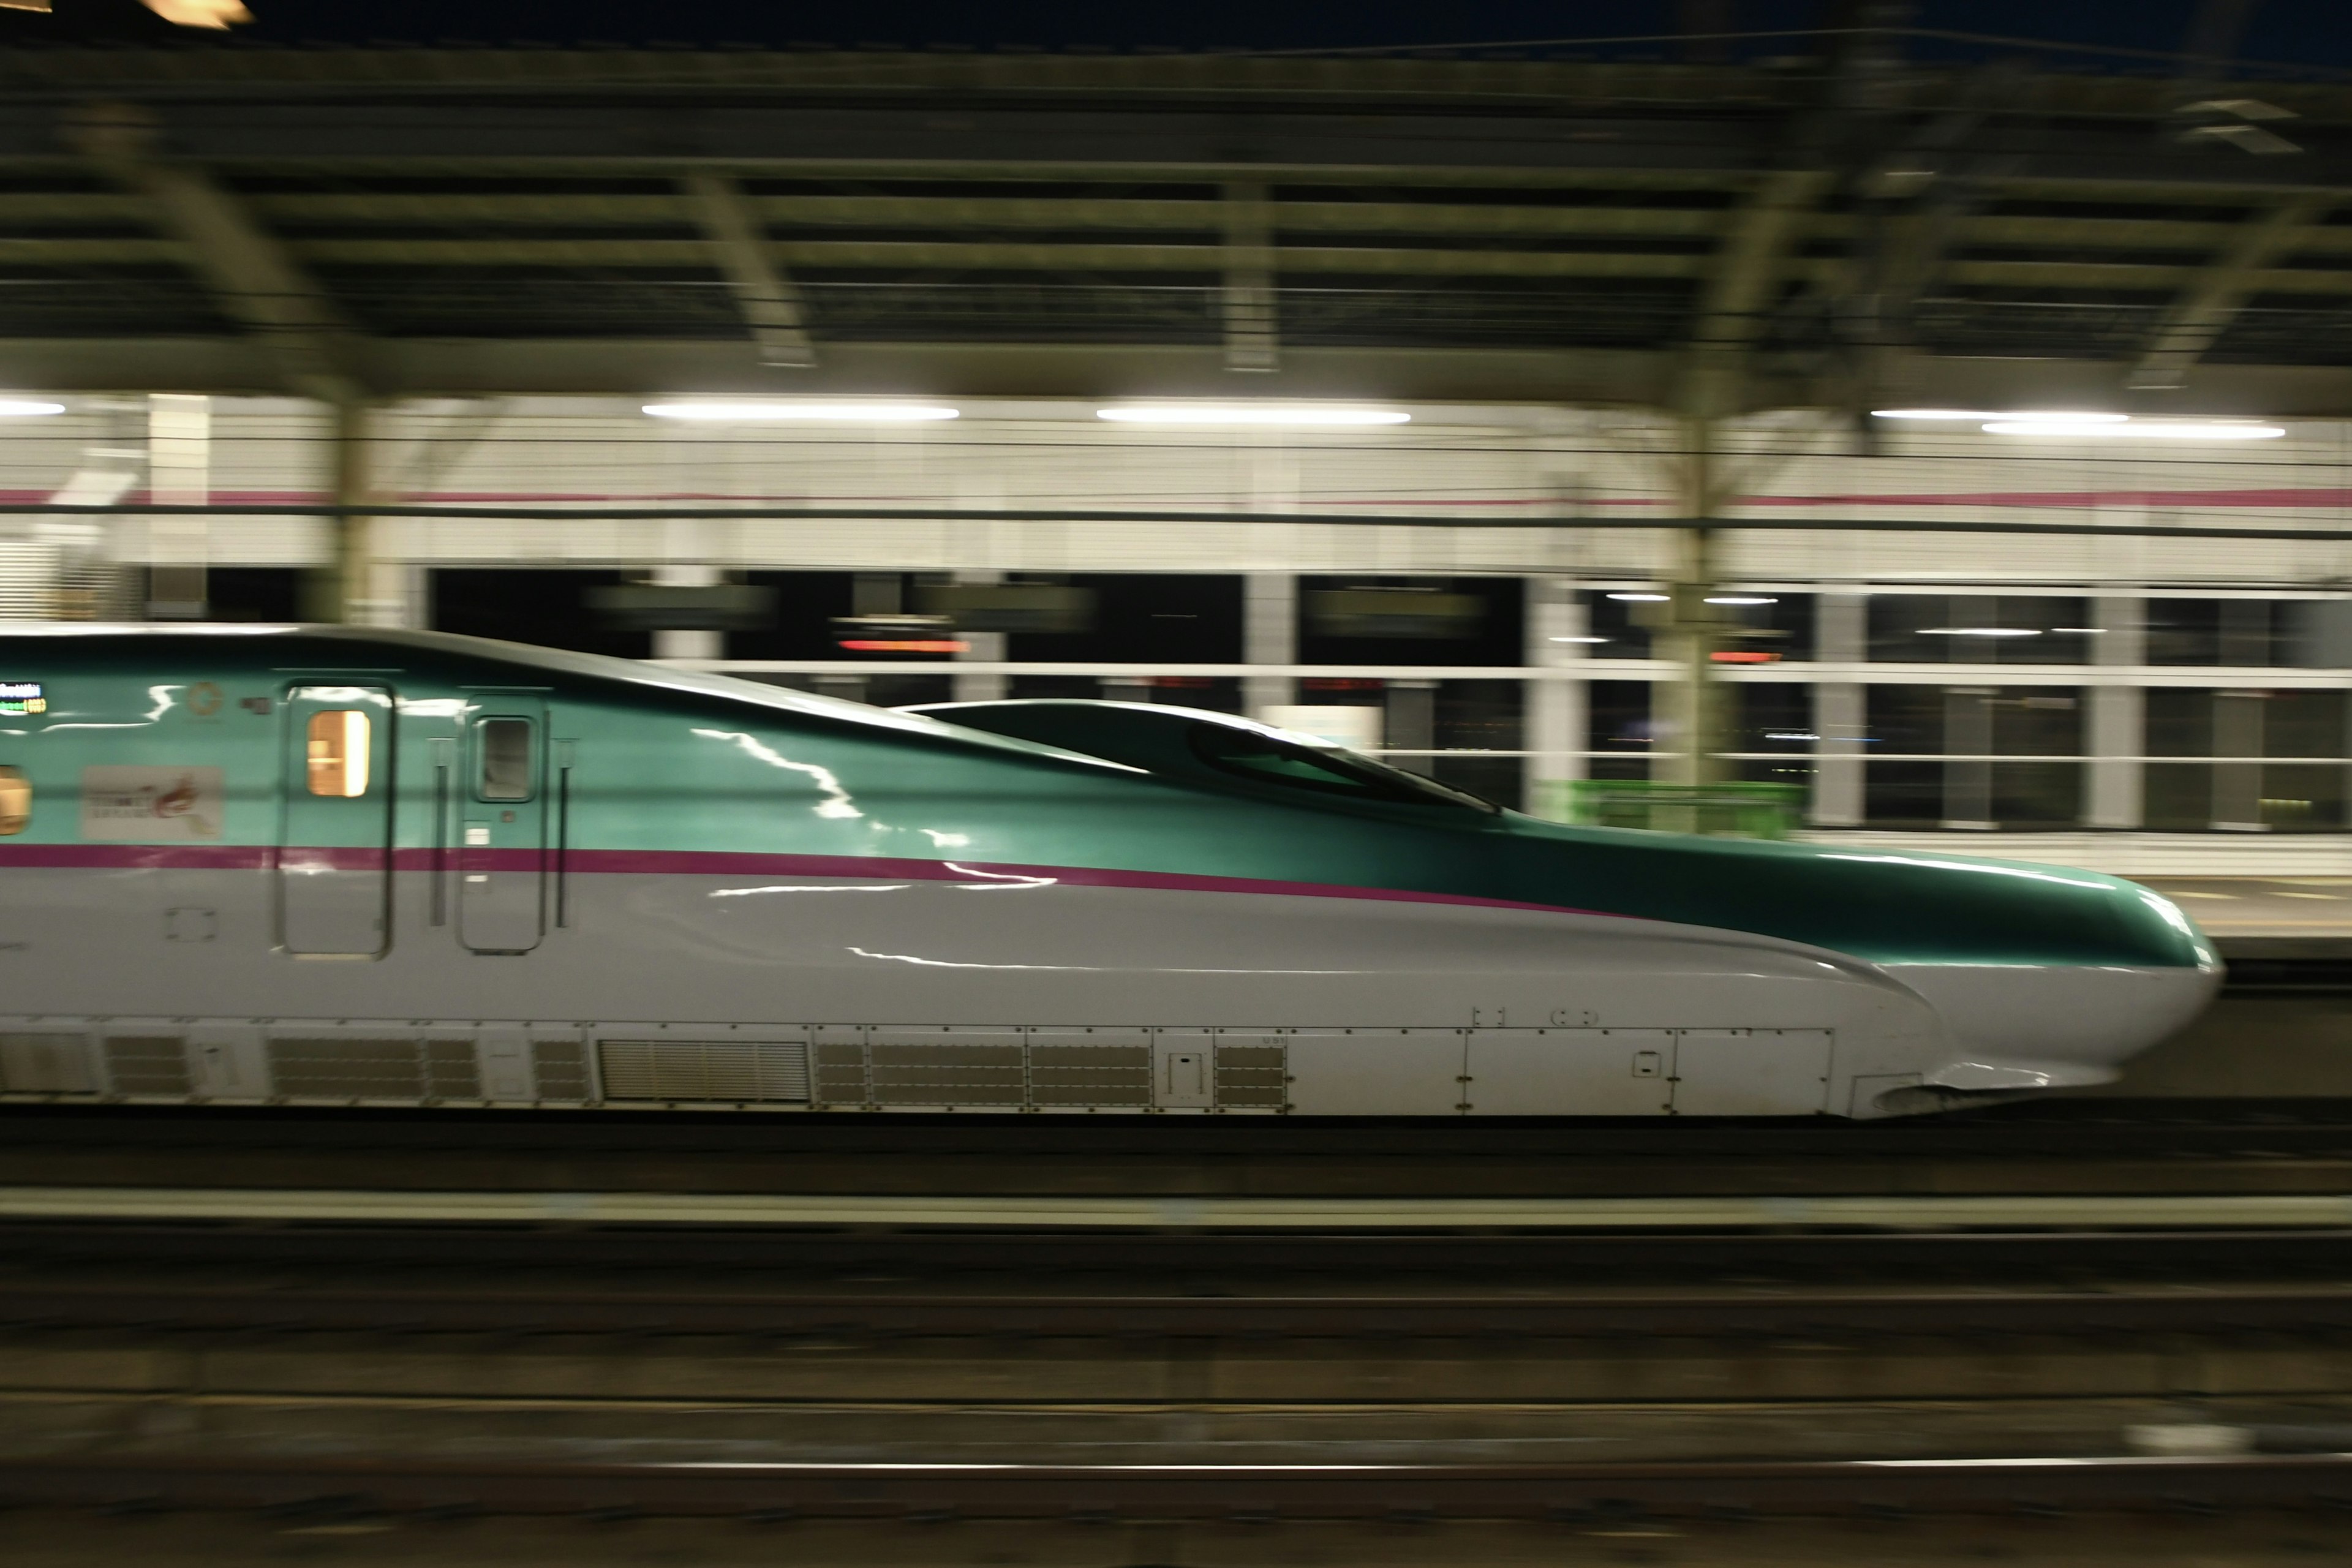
[279,684,396,957]
[459,696,548,954]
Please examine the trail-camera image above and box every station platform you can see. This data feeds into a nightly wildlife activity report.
[2136,877,2352,959]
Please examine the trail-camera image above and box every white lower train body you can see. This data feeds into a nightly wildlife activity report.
[0,867,2218,1118]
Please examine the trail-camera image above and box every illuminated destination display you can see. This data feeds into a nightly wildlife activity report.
[0,682,46,715]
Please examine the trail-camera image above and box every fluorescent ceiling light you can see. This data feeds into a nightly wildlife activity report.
[1983,418,2283,439]
[1919,627,2041,636]
[1705,595,1777,605]
[1872,409,2127,423]
[1549,635,1608,643]
[0,399,64,418]
[1606,592,1670,602]
[644,402,960,422]
[1095,406,1411,426]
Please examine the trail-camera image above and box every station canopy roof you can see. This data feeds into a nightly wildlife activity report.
[2,40,2352,414]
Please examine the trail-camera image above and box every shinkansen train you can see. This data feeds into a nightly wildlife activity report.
[0,625,2216,1119]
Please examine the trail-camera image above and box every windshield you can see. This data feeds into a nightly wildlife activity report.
[1187,722,1498,813]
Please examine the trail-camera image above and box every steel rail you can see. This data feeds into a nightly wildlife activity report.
[3,1452,2349,1520]
[2,1219,2342,1281]
[4,502,2352,543]
[9,1097,2350,1156]
[4,1185,2351,1231]
[6,1281,2350,1339]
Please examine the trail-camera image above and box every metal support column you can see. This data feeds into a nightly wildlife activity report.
[1656,419,1727,787]
[1523,576,1586,821]
[952,568,1009,703]
[1812,592,1867,826]
[1243,572,1295,721]
[1221,181,1278,374]
[2086,594,2146,829]
[1384,680,1436,771]
[145,393,208,619]
[307,401,379,625]
[650,560,723,662]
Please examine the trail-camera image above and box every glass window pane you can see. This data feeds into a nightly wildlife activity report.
[305,710,369,798]
[0,766,29,835]
[2147,600,2222,665]
[1864,686,1943,753]
[1728,683,1814,753]
[1990,690,2081,756]
[2145,690,2212,757]
[2144,763,2212,830]
[2265,692,2345,759]
[478,717,535,802]
[1588,680,1654,753]
[2262,764,2346,832]
[1864,761,1942,826]
[1989,761,2082,828]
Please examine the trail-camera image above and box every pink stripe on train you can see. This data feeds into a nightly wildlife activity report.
[0,843,1624,920]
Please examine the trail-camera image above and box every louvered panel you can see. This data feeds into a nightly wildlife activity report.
[268,1038,426,1100]
[531,1039,590,1101]
[1215,1042,1291,1109]
[867,1034,1025,1106]
[104,1035,190,1096]
[596,1039,810,1103]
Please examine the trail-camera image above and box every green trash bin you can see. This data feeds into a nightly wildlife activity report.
[1535,779,1803,839]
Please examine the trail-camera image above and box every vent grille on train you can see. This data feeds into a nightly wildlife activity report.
[1214,1044,1289,1108]
[0,1031,94,1094]
[105,1036,190,1096]
[1028,1043,1151,1107]
[532,1039,590,1101]
[597,1040,810,1103]
[268,1038,481,1102]
[867,1041,1025,1106]
[812,1035,1282,1110]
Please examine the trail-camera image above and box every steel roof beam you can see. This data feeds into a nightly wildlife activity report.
[680,173,815,371]
[1678,167,1833,417]
[64,106,369,404]
[2129,192,2334,391]
[1221,180,1277,373]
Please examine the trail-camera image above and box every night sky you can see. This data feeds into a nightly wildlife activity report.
[7,1,2352,75]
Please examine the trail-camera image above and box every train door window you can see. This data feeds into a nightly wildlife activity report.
[0,766,28,834]
[477,716,536,801]
[304,710,371,797]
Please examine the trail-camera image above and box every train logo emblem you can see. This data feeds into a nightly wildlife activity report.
[80,765,224,840]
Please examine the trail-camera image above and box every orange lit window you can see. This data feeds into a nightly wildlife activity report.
[0,766,28,834]
[305,710,371,797]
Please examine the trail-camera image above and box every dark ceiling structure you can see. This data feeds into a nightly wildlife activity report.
[1,37,2350,413]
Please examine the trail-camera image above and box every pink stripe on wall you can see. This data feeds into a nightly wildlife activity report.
[0,486,2343,513]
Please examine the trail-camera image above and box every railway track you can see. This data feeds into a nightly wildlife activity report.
[4,1098,2352,1205]
[7,1452,2352,1522]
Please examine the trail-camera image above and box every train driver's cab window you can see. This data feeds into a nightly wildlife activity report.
[304,710,371,797]
[477,717,536,802]
[1188,722,1496,812]
[0,766,29,834]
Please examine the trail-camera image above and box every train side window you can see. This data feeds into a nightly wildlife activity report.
[0,767,28,834]
[477,717,535,802]
[305,710,371,797]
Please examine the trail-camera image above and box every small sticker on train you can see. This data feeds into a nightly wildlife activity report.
[0,683,47,716]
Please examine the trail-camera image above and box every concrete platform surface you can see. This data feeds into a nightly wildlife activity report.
[2138,877,2352,948]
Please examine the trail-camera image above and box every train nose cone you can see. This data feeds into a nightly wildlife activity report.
[1882,884,2222,1091]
